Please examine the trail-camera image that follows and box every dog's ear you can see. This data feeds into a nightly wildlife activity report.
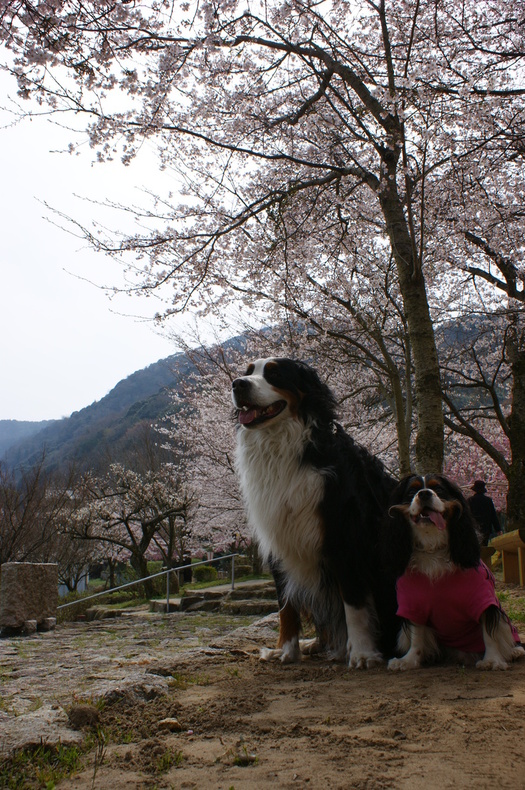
[295,362,338,426]
[388,504,406,518]
[448,495,481,569]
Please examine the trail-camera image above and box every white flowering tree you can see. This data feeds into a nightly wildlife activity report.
[72,462,195,597]
[2,1,524,489]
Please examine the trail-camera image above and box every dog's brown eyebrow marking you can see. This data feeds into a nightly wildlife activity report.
[425,477,442,489]
[245,363,255,376]
[408,477,423,492]
[264,360,278,371]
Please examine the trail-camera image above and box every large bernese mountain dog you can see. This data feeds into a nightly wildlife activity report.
[386,474,524,670]
[231,357,399,668]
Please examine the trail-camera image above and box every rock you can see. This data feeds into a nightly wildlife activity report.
[68,704,100,730]
[0,705,83,756]
[158,717,183,732]
[103,674,170,706]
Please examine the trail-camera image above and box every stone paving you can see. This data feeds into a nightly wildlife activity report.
[0,587,278,756]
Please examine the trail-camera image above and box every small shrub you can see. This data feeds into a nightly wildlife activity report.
[57,589,106,623]
[233,563,252,577]
[121,562,177,599]
[193,565,218,583]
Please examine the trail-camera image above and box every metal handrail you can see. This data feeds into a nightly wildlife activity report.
[57,553,240,611]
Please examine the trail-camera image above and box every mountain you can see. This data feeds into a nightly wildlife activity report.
[1,330,250,476]
[0,420,56,458]
[1,352,195,474]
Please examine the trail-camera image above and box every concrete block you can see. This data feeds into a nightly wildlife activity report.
[40,617,57,632]
[0,562,58,629]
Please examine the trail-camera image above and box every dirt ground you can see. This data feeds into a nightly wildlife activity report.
[2,591,525,789]
[63,651,525,790]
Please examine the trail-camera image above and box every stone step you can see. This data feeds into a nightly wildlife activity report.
[149,600,181,613]
[183,599,225,613]
[85,607,123,621]
[227,583,277,601]
[148,581,279,615]
[179,590,224,611]
[220,599,278,616]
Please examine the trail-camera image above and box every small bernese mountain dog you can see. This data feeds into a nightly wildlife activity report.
[386,474,525,670]
[231,357,399,669]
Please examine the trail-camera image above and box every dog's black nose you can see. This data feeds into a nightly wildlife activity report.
[417,489,433,501]
[232,378,249,392]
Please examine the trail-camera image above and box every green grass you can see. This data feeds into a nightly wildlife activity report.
[0,743,83,789]
[497,590,525,624]
[168,671,210,689]
[178,572,272,592]
[155,748,184,773]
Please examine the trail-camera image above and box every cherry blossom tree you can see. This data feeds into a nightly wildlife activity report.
[444,430,508,514]
[2,1,525,478]
[438,284,525,528]
[71,461,195,597]
[164,337,256,556]
[434,117,525,527]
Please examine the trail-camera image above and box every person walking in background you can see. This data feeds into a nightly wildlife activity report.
[468,480,502,546]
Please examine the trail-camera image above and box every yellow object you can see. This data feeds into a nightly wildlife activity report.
[489,531,525,586]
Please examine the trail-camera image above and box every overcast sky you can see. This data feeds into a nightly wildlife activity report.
[0,74,207,423]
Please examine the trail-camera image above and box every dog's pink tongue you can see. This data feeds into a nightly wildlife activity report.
[427,511,446,530]
[239,408,258,425]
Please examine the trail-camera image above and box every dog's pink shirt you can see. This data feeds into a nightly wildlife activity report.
[396,562,520,652]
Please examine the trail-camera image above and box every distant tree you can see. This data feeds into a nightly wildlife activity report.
[0,455,78,566]
[440,301,525,529]
[71,462,195,597]
[53,531,99,593]
[444,428,509,514]
[435,134,525,528]
[165,340,252,555]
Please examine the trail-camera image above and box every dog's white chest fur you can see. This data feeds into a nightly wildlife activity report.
[235,420,325,591]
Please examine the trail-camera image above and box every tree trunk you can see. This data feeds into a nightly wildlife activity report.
[107,558,117,589]
[506,321,525,529]
[389,369,412,476]
[130,552,155,598]
[380,178,444,474]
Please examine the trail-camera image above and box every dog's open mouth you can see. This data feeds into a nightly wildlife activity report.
[411,508,446,531]
[237,400,287,426]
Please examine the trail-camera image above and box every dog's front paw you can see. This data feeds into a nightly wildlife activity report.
[348,650,383,670]
[260,638,301,664]
[388,654,421,671]
[280,649,300,664]
[512,645,525,661]
[280,639,301,664]
[476,657,509,671]
[299,638,321,656]
[259,647,283,662]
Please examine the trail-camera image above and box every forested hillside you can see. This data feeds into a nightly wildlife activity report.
[1,353,193,473]
[0,420,56,458]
